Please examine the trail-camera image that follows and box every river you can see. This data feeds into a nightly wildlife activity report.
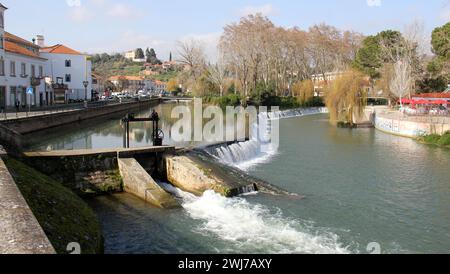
[27,102,450,254]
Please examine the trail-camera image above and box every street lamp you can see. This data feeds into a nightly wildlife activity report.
[83,80,89,108]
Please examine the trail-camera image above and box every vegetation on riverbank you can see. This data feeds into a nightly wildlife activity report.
[3,157,104,254]
[417,131,450,148]
[202,92,324,109]
[325,69,368,126]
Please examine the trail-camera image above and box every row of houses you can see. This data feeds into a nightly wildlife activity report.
[108,76,167,94]
[0,3,92,110]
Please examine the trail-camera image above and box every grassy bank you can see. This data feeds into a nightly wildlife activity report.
[417,131,450,148]
[3,157,104,254]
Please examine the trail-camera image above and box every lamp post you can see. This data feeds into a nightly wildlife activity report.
[83,80,89,108]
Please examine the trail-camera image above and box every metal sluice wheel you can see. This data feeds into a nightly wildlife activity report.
[152,129,164,140]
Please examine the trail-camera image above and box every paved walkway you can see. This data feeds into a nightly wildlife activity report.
[0,107,82,121]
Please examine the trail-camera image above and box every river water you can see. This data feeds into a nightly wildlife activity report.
[28,103,450,254]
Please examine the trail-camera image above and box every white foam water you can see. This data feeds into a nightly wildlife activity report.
[207,108,327,171]
[160,183,350,254]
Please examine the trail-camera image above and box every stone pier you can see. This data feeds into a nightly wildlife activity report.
[118,158,179,209]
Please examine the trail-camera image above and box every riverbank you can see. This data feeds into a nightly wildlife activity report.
[416,131,450,148]
[374,110,450,138]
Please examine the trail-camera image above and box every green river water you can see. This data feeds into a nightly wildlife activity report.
[27,103,450,254]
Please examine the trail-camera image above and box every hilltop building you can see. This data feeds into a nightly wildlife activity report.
[124,50,146,63]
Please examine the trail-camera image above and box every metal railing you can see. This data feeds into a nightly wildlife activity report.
[0,98,159,121]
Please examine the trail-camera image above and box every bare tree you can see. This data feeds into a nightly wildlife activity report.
[207,56,228,97]
[390,59,413,108]
[176,39,207,81]
[380,24,422,102]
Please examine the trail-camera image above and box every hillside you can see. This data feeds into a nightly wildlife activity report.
[91,53,144,77]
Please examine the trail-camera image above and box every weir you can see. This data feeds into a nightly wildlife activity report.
[11,107,317,210]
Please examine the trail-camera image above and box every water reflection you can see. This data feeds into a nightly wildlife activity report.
[26,102,247,151]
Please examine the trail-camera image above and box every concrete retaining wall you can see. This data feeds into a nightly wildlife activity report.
[118,158,179,209]
[374,113,450,138]
[0,149,55,254]
[23,146,175,197]
[0,123,22,149]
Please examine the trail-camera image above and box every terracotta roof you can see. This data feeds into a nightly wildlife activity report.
[4,32,39,48]
[4,41,46,60]
[40,44,82,55]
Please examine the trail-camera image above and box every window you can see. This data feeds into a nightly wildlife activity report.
[0,34,3,50]
[0,86,5,109]
[39,66,43,78]
[65,60,71,67]
[31,65,36,78]
[0,59,4,76]
[0,12,4,29]
[9,86,16,106]
[20,63,26,77]
[10,62,15,77]
[65,74,71,82]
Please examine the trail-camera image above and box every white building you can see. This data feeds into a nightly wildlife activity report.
[0,3,48,110]
[143,79,167,94]
[109,76,144,93]
[0,3,92,108]
[40,43,92,103]
[124,50,145,63]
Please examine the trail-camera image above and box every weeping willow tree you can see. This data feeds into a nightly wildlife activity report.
[292,79,314,105]
[325,70,369,125]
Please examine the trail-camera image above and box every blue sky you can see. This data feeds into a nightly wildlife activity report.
[2,0,449,60]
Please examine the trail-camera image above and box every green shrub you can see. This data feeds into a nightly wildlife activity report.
[423,134,442,144]
[3,157,104,254]
[437,132,450,146]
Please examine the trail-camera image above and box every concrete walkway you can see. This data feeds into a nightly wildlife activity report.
[24,146,176,158]
[0,148,55,254]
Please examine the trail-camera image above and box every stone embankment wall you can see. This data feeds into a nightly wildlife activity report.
[24,153,122,197]
[0,147,55,254]
[374,111,450,138]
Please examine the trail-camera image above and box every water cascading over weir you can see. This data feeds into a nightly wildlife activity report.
[18,108,325,210]
[204,108,328,169]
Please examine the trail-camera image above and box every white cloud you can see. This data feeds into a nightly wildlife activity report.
[238,4,276,16]
[66,0,82,7]
[107,3,142,19]
[69,6,94,22]
[366,0,382,7]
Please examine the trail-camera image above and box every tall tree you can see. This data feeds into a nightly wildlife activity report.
[135,48,145,59]
[146,48,161,64]
[428,23,450,83]
[177,40,207,81]
[325,70,368,124]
